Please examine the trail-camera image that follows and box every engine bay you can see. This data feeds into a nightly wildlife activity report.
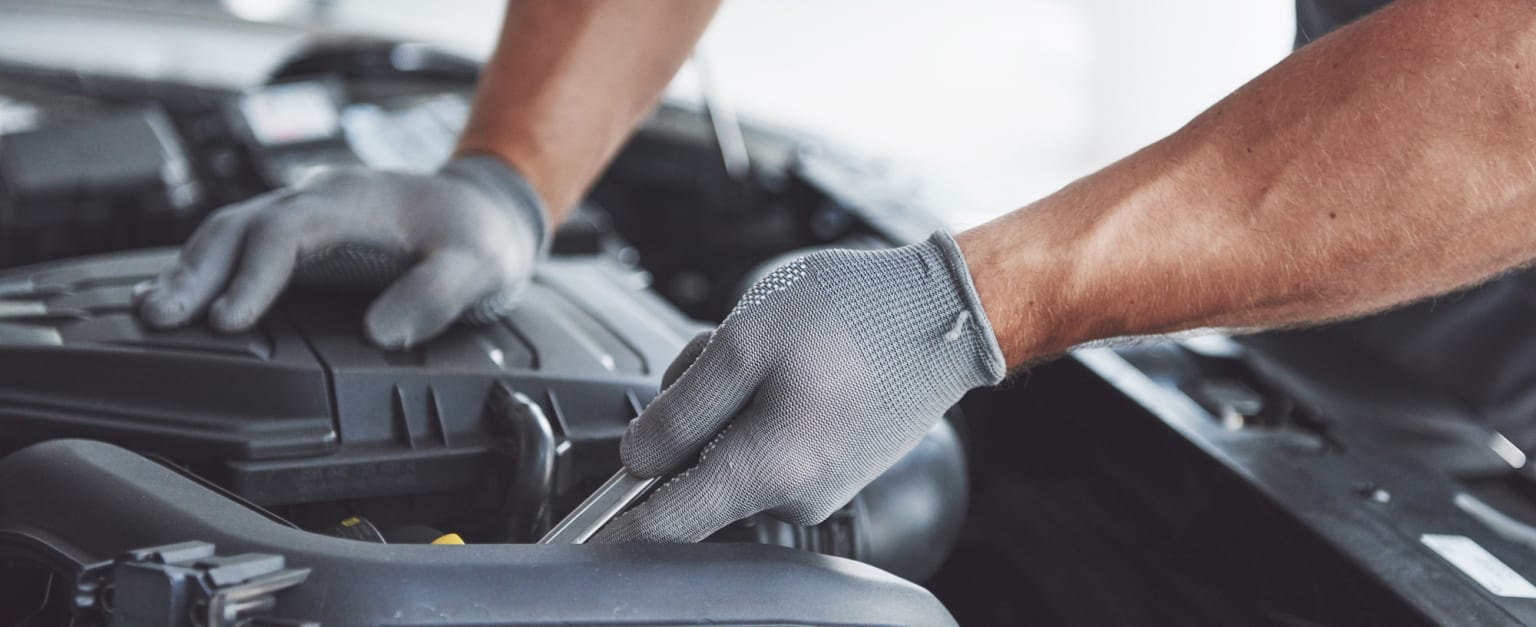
[0,22,973,626]
[9,7,1536,627]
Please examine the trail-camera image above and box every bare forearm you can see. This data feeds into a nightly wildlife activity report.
[456,0,721,220]
[960,0,1536,367]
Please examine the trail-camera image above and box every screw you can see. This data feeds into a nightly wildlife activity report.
[1353,481,1391,504]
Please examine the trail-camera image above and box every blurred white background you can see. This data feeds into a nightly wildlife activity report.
[3,0,1296,225]
[327,0,1296,226]
[9,0,1296,224]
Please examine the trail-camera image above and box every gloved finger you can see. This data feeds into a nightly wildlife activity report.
[591,433,759,543]
[207,214,303,332]
[620,331,756,478]
[363,249,502,349]
[138,198,270,328]
[661,330,714,389]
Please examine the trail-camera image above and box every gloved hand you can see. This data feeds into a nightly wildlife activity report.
[136,156,547,348]
[593,231,1006,543]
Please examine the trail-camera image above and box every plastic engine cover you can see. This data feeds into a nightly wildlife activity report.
[0,248,697,507]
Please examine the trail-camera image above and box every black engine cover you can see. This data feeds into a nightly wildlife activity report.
[0,248,696,507]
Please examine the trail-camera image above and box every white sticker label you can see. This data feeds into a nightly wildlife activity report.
[1422,534,1536,599]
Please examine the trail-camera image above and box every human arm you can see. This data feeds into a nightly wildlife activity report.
[456,0,722,220]
[136,0,720,347]
[962,0,1536,366]
[598,0,1536,542]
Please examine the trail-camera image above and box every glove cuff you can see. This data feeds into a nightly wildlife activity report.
[926,230,1008,386]
[440,155,551,259]
[800,230,1008,412]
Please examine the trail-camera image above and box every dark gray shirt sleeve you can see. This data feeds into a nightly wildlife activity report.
[1294,0,1392,48]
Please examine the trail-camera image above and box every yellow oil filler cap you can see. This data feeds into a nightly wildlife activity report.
[431,533,465,545]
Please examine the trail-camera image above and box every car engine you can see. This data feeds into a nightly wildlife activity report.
[16,5,1536,627]
[0,22,964,626]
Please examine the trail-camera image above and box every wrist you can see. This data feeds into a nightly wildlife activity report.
[954,213,1085,368]
[453,140,573,225]
[924,231,1008,386]
[803,233,1006,394]
[441,154,551,251]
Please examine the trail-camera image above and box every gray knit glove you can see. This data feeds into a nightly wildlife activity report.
[136,156,547,348]
[594,231,1006,543]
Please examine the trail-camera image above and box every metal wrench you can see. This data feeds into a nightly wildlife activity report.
[541,330,715,544]
[538,469,660,544]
